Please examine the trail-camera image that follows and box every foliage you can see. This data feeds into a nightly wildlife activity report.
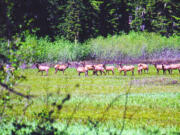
[5,32,179,63]
[88,31,180,60]
[0,0,179,41]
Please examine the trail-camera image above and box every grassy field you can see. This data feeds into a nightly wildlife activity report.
[1,65,180,134]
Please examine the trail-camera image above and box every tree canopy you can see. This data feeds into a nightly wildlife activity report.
[0,0,179,42]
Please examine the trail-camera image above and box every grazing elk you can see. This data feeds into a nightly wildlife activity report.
[54,62,70,74]
[76,62,88,76]
[36,63,50,76]
[138,63,149,73]
[93,64,106,76]
[118,64,134,76]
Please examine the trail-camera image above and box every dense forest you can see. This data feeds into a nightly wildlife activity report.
[0,0,179,42]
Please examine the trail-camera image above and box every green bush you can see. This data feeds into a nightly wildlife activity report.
[14,32,180,63]
[16,35,91,63]
[88,31,180,60]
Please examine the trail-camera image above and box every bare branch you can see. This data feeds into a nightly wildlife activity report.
[0,82,34,99]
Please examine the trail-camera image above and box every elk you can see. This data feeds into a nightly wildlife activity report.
[138,63,149,73]
[104,65,115,75]
[162,64,171,74]
[54,62,70,74]
[76,62,88,76]
[118,64,134,76]
[137,65,143,75]
[36,63,50,76]
[93,64,106,76]
[169,63,180,74]
[154,64,164,74]
[85,63,95,75]
[85,64,94,71]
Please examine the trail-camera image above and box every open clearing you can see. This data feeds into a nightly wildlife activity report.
[4,65,180,134]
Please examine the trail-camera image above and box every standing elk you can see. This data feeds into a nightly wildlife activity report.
[162,64,171,74]
[104,65,115,75]
[76,62,88,76]
[85,63,95,75]
[54,62,71,74]
[118,64,134,76]
[154,64,163,74]
[36,63,50,76]
[93,64,106,76]
[138,63,149,73]
[137,65,143,75]
[153,63,169,74]
[169,63,180,74]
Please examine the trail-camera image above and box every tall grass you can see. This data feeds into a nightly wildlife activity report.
[17,36,91,63]
[88,31,180,60]
[2,31,179,63]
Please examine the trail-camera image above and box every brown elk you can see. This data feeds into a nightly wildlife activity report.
[36,63,50,76]
[76,62,88,76]
[169,63,180,74]
[162,64,171,74]
[137,66,143,75]
[118,64,134,76]
[154,64,165,74]
[93,64,106,76]
[85,63,95,75]
[104,65,115,75]
[54,62,70,74]
[138,63,149,73]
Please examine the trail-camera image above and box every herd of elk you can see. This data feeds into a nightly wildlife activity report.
[33,62,180,76]
[153,63,180,75]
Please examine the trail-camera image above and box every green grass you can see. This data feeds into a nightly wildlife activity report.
[1,65,180,134]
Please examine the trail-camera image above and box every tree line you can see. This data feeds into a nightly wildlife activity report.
[0,0,179,42]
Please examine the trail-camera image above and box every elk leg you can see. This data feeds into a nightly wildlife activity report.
[112,70,114,75]
[132,70,134,76]
[168,69,170,74]
[55,69,58,74]
[163,69,166,75]
[124,71,126,76]
[157,69,159,74]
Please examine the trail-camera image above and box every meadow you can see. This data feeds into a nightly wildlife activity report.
[1,65,179,134]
